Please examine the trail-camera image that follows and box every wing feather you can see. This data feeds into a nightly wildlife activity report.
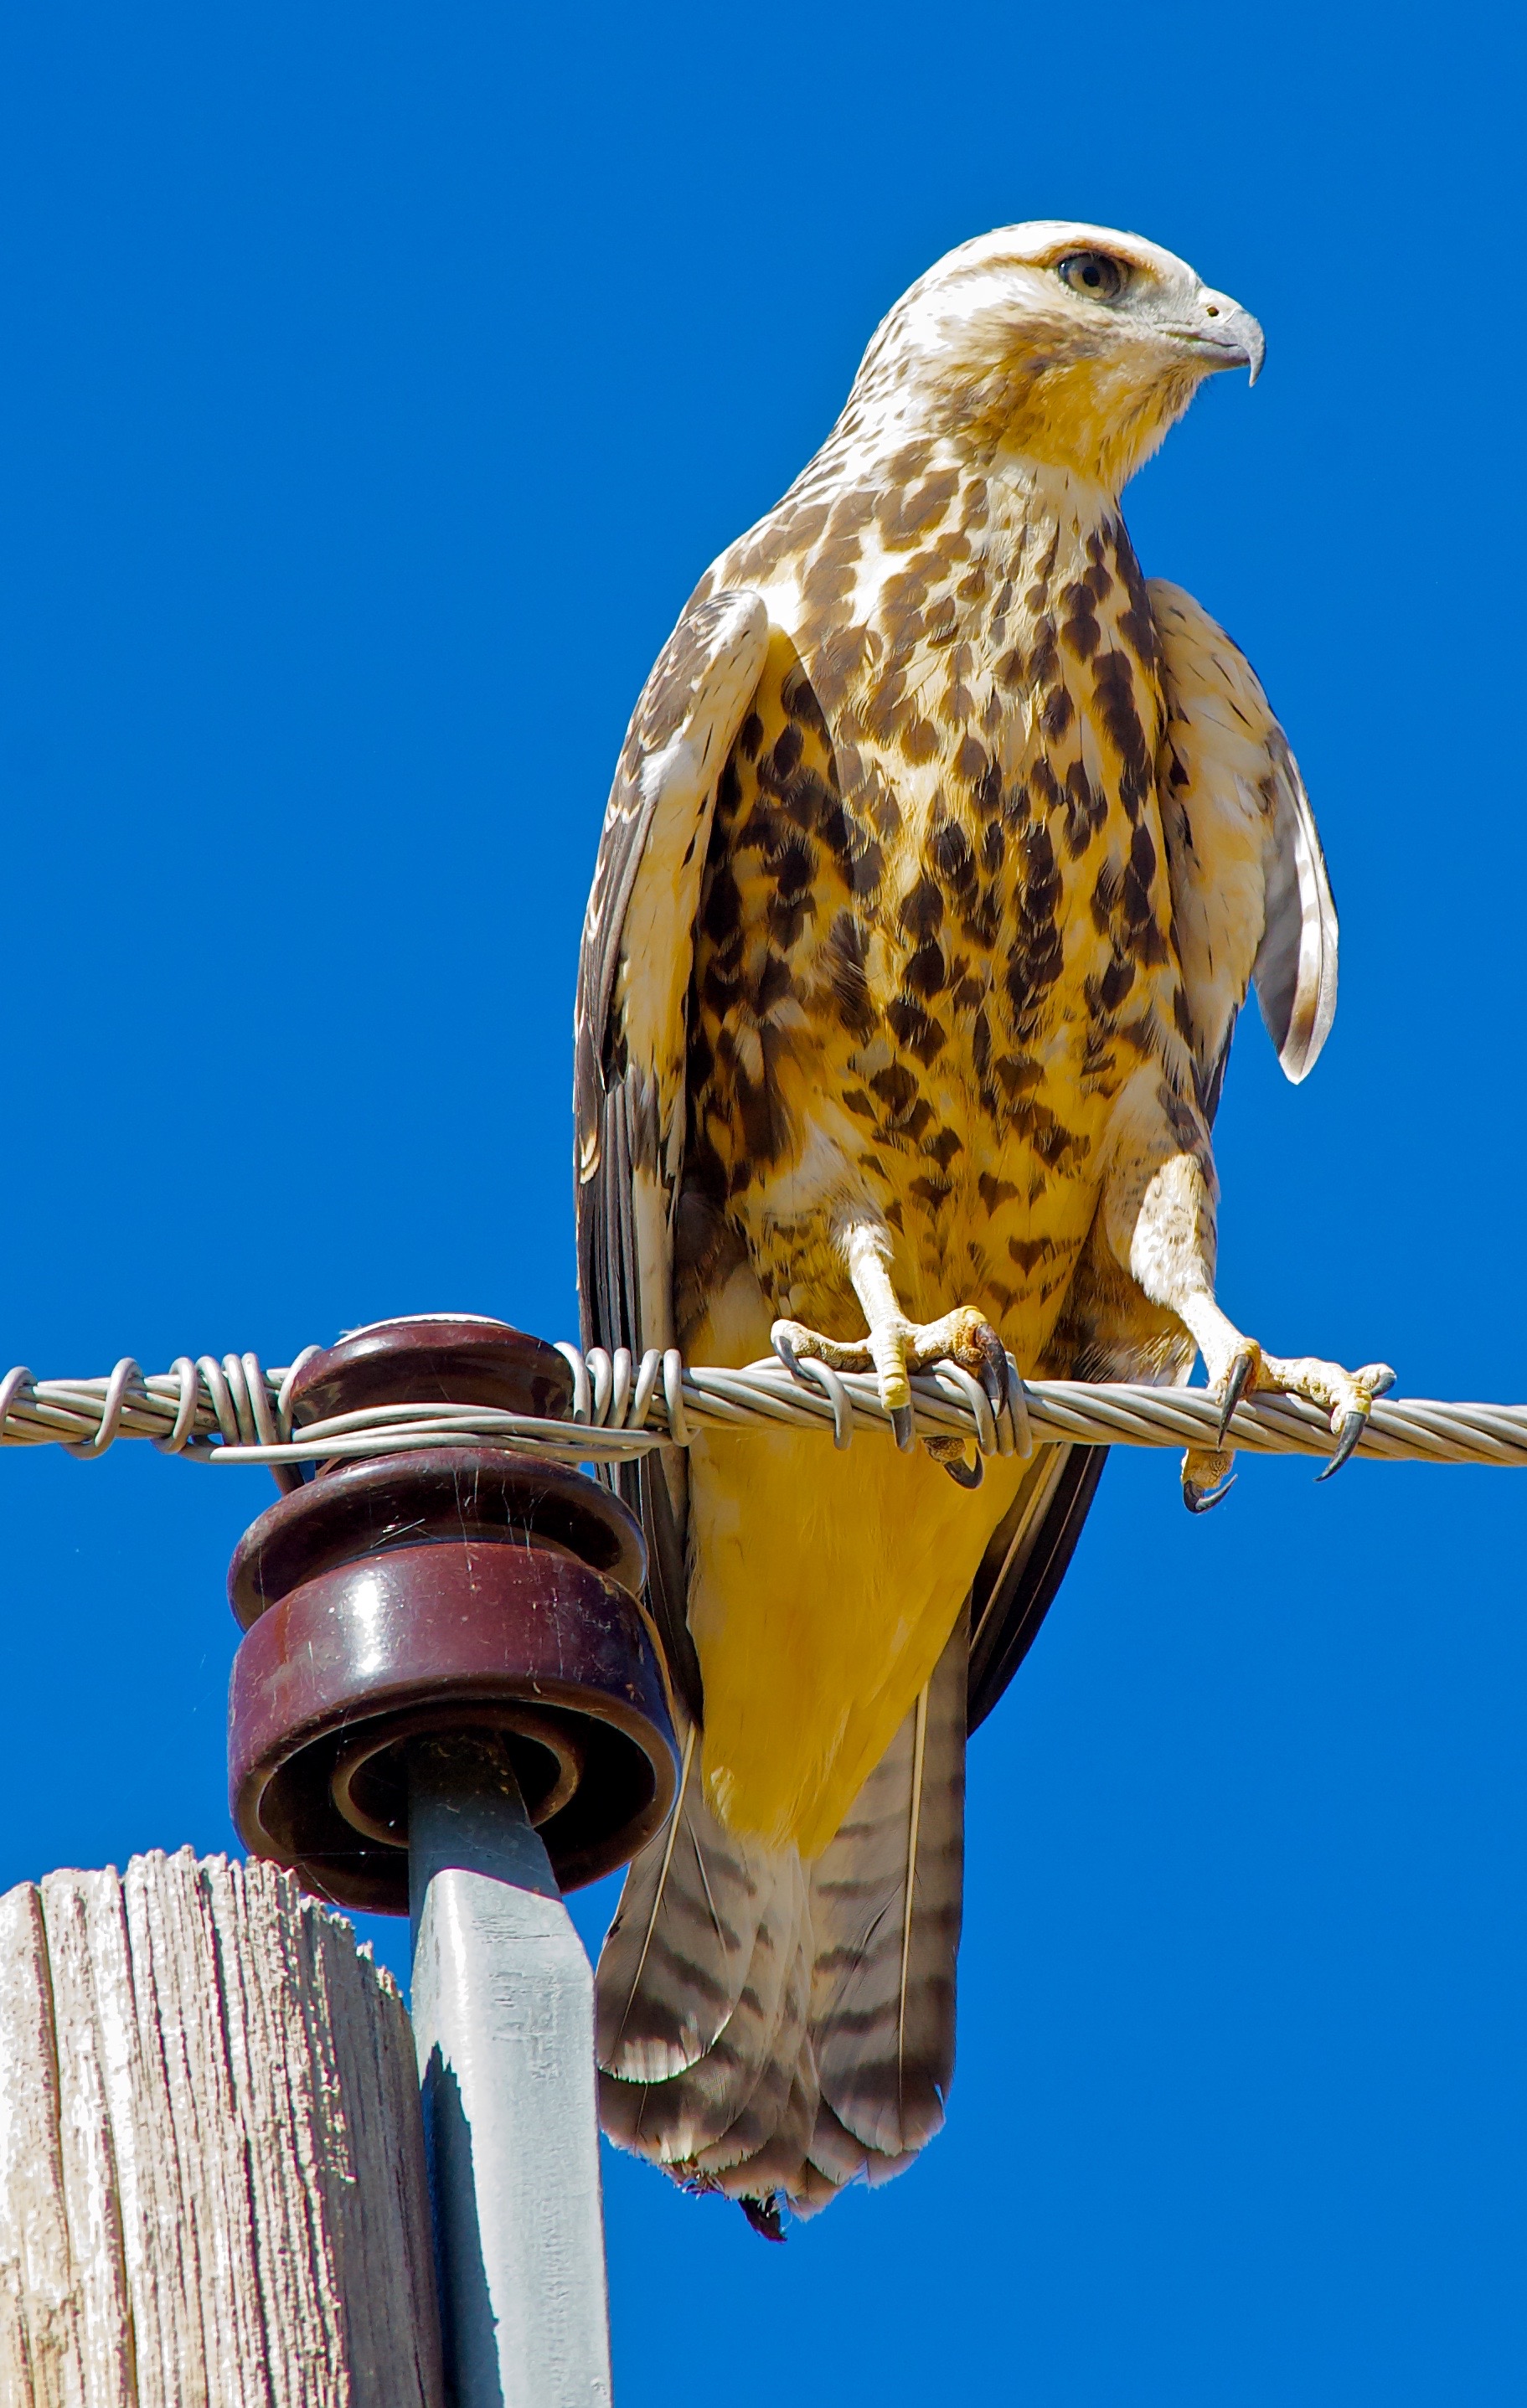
[574,590,770,1709]
[1253,730,1338,1080]
[962,579,1334,1741]
[1148,577,1338,1106]
[966,1443,1107,1735]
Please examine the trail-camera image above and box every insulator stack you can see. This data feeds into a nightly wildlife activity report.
[226,1314,677,1914]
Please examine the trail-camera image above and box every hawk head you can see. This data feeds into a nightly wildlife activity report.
[852,221,1264,492]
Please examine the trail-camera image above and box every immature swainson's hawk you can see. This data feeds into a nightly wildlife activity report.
[575,223,1388,2231]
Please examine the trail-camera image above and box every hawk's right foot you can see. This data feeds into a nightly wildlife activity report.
[772,1304,1009,1468]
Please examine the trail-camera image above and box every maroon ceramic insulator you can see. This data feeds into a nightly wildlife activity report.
[225,1316,678,1915]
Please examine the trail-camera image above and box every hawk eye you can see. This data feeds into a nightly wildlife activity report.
[1056,251,1129,302]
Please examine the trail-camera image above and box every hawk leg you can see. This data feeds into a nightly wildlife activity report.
[772,1222,1008,1483]
[1104,1119,1394,1513]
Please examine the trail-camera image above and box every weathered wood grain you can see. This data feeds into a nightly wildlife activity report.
[0,1849,441,2408]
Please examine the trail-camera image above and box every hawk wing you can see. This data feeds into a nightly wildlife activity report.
[1149,577,1338,1119]
[967,580,1339,1735]
[967,1443,1107,1733]
[574,590,770,1710]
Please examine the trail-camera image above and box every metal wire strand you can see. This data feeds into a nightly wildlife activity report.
[0,1344,1524,1482]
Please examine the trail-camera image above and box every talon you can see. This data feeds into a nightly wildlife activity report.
[1316,1409,1367,1482]
[941,1450,983,1489]
[1184,1471,1237,1513]
[1183,1444,1236,1514]
[1215,1348,1258,1448]
[773,1329,805,1380]
[972,1324,1009,1415]
[890,1403,916,1452]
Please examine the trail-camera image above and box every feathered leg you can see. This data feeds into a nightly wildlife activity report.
[1103,1085,1392,1508]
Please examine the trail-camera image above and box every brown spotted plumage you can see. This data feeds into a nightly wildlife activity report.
[685,503,1189,1374]
[575,221,1383,2228]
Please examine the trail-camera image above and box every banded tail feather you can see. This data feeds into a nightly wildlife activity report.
[807,1604,966,2166]
[596,1723,782,2088]
[594,1610,967,2219]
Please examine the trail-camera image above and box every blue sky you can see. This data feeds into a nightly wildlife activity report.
[0,3,1522,2399]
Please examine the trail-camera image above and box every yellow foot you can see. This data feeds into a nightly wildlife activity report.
[1183,1340,1396,1513]
[772,1303,1008,1481]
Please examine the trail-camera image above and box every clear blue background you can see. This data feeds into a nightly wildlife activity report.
[0,5,1520,2400]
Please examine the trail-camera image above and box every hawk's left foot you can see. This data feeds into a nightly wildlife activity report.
[1182,1339,1396,1512]
[772,1303,1008,1473]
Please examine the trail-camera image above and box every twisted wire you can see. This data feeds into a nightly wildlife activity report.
[0,1346,1524,1477]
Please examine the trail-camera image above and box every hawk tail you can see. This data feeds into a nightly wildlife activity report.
[595,1612,967,2224]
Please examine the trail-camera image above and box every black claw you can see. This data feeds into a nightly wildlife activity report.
[1316,1410,1367,1482]
[1215,1350,1256,1449]
[890,1403,916,1453]
[941,1451,984,1489]
[975,1327,1009,1415]
[1183,1472,1237,1515]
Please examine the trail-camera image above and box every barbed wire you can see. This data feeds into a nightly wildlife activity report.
[0,1346,1523,1480]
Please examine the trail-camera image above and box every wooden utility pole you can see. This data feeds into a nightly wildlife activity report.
[0,1848,443,2408]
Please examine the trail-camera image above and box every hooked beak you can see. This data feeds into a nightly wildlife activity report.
[1183,290,1266,387]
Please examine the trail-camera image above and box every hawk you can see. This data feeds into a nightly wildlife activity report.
[574,222,1387,2230]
